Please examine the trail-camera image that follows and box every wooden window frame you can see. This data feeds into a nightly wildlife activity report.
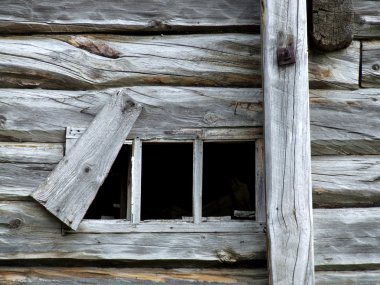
[64,127,266,233]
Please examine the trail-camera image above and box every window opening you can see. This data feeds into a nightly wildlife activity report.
[202,142,255,219]
[141,143,193,220]
[84,144,132,219]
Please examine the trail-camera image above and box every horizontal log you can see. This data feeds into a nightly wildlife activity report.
[361,41,380,87]
[0,35,359,90]
[0,267,379,284]
[1,87,378,154]
[312,156,380,208]
[0,267,268,285]
[314,207,380,269]
[316,270,380,284]
[0,201,379,269]
[0,201,266,261]
[353,0,380,39]
[0,34,261,89]
[0,143,62,164]
[308,41,359,89]
[0,0,260,34]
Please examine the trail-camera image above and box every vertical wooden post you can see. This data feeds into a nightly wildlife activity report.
[193,139,203,224]
[131,137,142,224]
[261,0,314,284]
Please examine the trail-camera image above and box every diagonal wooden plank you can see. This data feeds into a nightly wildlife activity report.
[32,91,142,230]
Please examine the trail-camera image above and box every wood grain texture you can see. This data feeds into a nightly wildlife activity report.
[0,35,360,90]
[0,267,268,285]
[0,34,261,89]
[314,207,380,269]
[0,0,260,34]
[254,139,266,222]
[261,0,314,283]
[1,88,378,154]
[0,143,62,164]
[361,41,380,87]
[312,155,380,208]
[316,270,380,284]
[0,201,266,262]
[311,0,354,51]
[192,140,203,224]
[309,41,359,89]
[32,92,142,230]
[353,0,380,39]
[0,201,379,269]
[0,87,263,143]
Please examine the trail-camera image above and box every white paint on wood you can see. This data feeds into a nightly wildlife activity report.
[31,92,142,230]
[261,0,314,283]
[131,138,142,224]
[254,139,266,222]
[192,140,203,224]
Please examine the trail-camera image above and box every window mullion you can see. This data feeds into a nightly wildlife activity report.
[255,138,266,222]
[131,137,142,224]
[193,139,203,224]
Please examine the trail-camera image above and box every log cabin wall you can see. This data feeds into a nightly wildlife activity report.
[0,0,379,284]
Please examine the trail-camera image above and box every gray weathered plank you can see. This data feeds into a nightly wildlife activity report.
[1,88,378,154]
[316,270,380,284]
[32,92,142,230]
[0,267,268,285]
[0,0,260,34]
[0,201,266,261]
[353,0,380,39]
[0,201,379,269]
[0,35,360,90]
[314,208,380,269]
[261,0,314,283]
[131,138,142,224]
[309,41,359,89]
[192,140,203,224]
[312,155,380,208]
[361,41,380,88]
[0,34,261,89]
[311,0,354,52]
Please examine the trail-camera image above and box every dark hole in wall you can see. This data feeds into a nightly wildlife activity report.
[141,143,193,220]
[202,142,255,218]
[84,145,131,219]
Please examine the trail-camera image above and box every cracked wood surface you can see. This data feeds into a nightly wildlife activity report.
[31,93,142,230]
[261,0,314,283]
[0,35,359,90]
[0,201,378,269]
[0,88,378,155]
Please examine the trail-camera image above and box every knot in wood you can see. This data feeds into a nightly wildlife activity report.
[277,46,296,66]
[372,64,380,71]
[84,166,91,173]
[8,218,22,229]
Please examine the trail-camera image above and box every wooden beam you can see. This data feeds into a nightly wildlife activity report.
[261,0,314,283]
[32,92,142,230]
[0,0,260,34]
[192,140,203,224]
[311,0,354,51]
[353,0,380,39]
[361,41,380,88]
[131,138,142,224]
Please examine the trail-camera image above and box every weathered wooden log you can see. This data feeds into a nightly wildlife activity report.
[1,88,378,154]
[353,0,380,39]
[361,41,380,87]
[0,201,379,269]
[308,41,359,89]
[311,0,354,51]
[316,270,380,284]
[0,34,261,89]
[0,267,268,285]
[0,36,359,90]
[312,155,380,208]
[314,207,380,269]
[0,0,260,34]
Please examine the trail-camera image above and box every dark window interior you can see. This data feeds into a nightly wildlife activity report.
[84,141,255,220]
[84,145,131,219]
[141,143,193,220]
[202,142,255,218]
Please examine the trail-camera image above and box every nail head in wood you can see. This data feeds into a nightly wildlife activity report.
[277,46,296,66]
